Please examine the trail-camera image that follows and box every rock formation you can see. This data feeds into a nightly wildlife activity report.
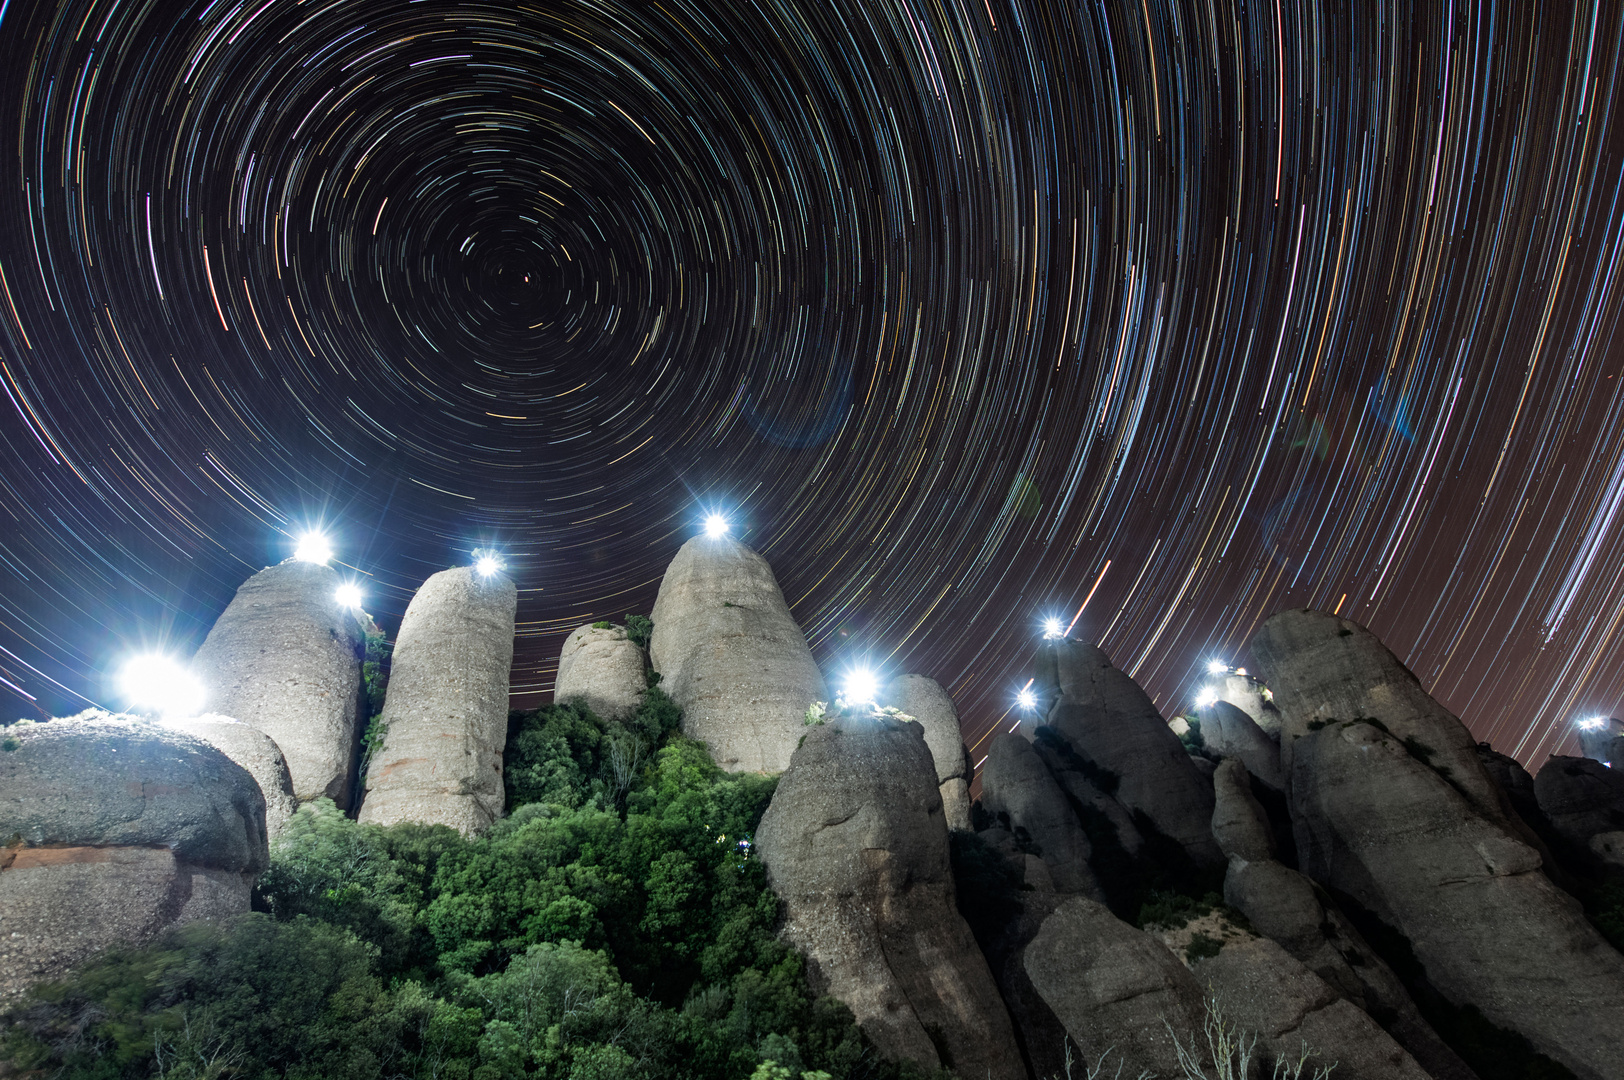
[358,566,517,835]
[191,560,366,804]
[1578,717,1624,764]
[0,713,267,1006]
[1535,755,1624,872]
[164,713,299,838]
[1036,637,1222,866]
[1196,700,1284,790]
[883,675,972,830]
[553,623,647,721]
[1211,670,1283,737]
[755,709,1024,1080]
[649,535,827,773]
[979,733,1102,897]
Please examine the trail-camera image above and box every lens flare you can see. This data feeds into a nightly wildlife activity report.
[335,583,363,609]
[293,531,332,564]
[120,654,205,718]
[474,553,504,577]
[841,667,879,705]
[704,513,730,538]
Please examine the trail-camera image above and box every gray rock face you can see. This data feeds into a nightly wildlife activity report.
[755,711,1024,1080]
[1213,671,1283,737]
[884,675,972,831]
[164,714,298,839]
[1192,936,1431,1080]
[359,566,517,835]
[1211,758,1276,862]
[191,560,366,804]
[1535,755,1624,848]
[0,714,265,1006]
[1024,895,1204,1076]
[1285,718,1624,1080]
[649,536,828,773]
[1578,718,1624,763]
[1476,743,1542,828]
[980,733,1101,897]
[1197,701,1284,790]
[1037,638,1221,865]
[553,623,647,722]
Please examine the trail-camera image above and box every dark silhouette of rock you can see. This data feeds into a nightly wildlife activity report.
[884,675,972,830]
[1036,638,1222,866]
[1578,718,1624,764]
[980,733,1102,897]
[1476,743,1542,829]
[1535,755,1624,872]
[191,560,366,804]
[649,535,827,773]
[359,566,517,835]
[1197,700,1284,790]
[755,710,1024,1080]
[553,623,646,721]
[165,713,298,839]
[0,713,266,1006]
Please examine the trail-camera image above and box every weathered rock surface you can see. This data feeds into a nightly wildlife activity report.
[191,560,366,804]
[1578,717,1624,764]
[164,714,298,839]
[980,733,1101,897]
[1283,718,1624,1080]
[0,714,266,1006]
[1476,743,1542,829]
[553,623,646,721]
[1036,638,1222,865]
[1213,671,1283,738]
[1211,758,1276,862]
[1192,936,1432,1080]
[1535,755,1624,853]
[1024,895,1204,1075]
[1033,738,1147,856]
[1197,700,1284,790]
[649,535,827,773]
[755,710,1024,1080]
[884,675,972,830]
[359,566,517,835]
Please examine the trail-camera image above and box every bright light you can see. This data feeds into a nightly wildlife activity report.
[120,654,205,719]
[335,583,364,609]
[840,667,879,706]
[1579,717,1608,730]
[1195,689,1218,708]
[474,552,504,578]
[1207,660,1228,674]
[293,531,332,565]
[1017,688,1037,711]
[704,513,730,538]
[1043,617,1064,639]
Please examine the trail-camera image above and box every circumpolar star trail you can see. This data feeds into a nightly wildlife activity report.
[0,0,1622,776]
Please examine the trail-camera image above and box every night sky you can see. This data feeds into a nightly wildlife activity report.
[1,0,1622,777]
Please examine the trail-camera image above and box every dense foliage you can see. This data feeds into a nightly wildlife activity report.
[1,686,941,1080]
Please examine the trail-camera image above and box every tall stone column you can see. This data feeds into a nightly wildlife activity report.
[358,566,517,834]
[191,561,365,805]
[649,535,826,773]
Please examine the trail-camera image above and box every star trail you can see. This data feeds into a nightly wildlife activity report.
[1,0,1622,774]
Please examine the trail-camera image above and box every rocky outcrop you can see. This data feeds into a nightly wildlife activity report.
[884,675,971,830]
[755,710,1024,1080]
[649,535,827,773]
[1535,755,1624,872]
[1210,758,1276,862]
[1578,718,1624,764]
[164,714,298,839]
[1476,743,1542,829]
[1036,638,1221,865]
[1023,895,1203,1076]
[553,623,646,722]
[359,566,517,835]
[1212,671,1283,738]
[980,733,1101,897]
[1197,700,1284,790]
[1280,716,1624,1080]
[191,560,366,804]
[0,714,267,1006]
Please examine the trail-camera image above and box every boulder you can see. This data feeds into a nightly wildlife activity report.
[1036,638,1221,865]
[553,623,646,722]
[884,675,972,830]
[0,714,266,1005]
[1023,895,1204,1076]
[191,560,366,804]
[1212,671,1283,738]
[1197,701,1284,790]
[1284,717,1624,1080]
[1033,739,1147,856]
[1475,743,1542,829]
[164,714,298,839]
[1191,935,1431,1080]
[980,733,1101,897]
[358,566,517,835]
[1577,718,1624,764]
[1535,755,1624,854]
[649,535,827,773]
[755,710,1024,1080]
[1210,758,1275,862]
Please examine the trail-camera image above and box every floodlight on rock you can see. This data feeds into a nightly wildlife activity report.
[335,583,364,609]
[1017,688,1037,711]
[1579,716,1608,730]
[1207,659,1229,674]
[704,513,730,538]
[120,654,205,719]
[1194,688,1218,708]
[1042,616,1064,639]
[839,666,879,707]
[293,531,332,565]
[473,552,505,578]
